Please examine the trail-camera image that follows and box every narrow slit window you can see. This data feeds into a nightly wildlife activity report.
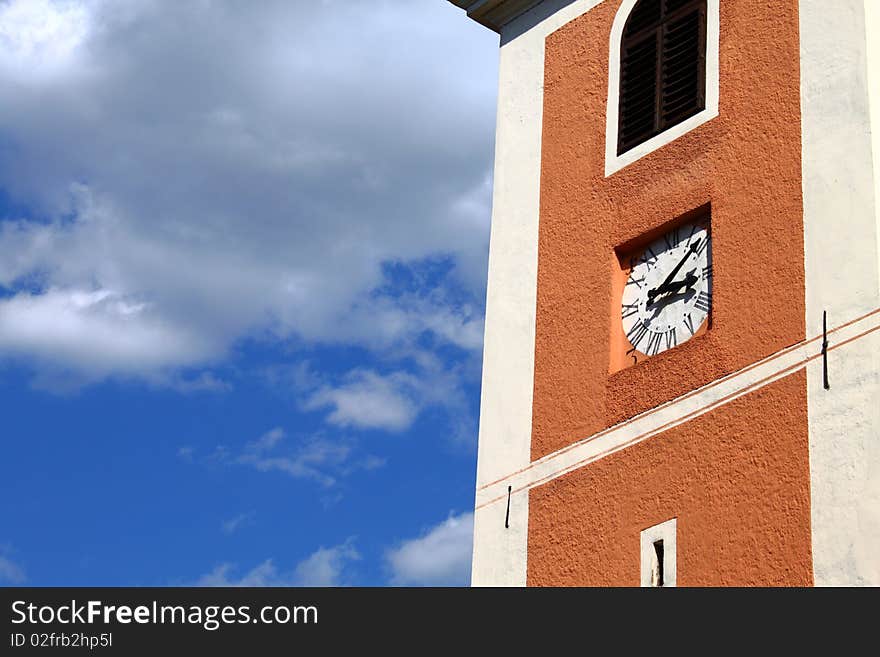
[651,540,665,587]
[618,0,707,155]
[641,518,676,586]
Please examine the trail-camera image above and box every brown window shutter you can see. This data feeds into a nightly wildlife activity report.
[619,35,659,152]
[665,0,696,13]
[625,0,662,37]
[617,0,707,156]
[660,7,705,128]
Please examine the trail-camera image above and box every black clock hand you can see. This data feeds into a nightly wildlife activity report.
[647,238,702,302]
[650,239,701,297]
[664,270,698,295]
[647,272,698,308]
[647,285,697,319]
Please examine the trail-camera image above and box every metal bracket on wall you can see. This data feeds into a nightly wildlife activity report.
[822,310,830,390]
[505,486,511,529]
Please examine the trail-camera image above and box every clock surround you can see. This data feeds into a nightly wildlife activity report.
[611,206,712,373]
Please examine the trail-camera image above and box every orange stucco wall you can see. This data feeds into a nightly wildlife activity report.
[528,373,813,586]
[531,0,806,458]
[527,0,810,585]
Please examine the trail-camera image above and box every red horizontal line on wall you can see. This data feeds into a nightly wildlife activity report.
[475,306,880,509]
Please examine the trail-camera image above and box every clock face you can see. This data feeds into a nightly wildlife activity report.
[621,220,712,360]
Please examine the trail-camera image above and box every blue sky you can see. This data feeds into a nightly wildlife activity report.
[0,0,498,586]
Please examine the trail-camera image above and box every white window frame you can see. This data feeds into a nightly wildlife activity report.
[605,0,720,176]
[640,518,677,587]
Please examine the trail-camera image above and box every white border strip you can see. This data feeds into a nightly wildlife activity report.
[471,0,605,588]
[476,307,880,511]
[801,0,880,585]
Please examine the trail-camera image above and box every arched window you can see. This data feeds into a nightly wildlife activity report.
[618,0,707,155]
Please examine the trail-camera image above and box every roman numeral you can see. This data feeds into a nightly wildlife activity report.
[627,320,649,351]
[686,223,698,245]
[695,291,712,313]
[683,312,695,336]
[626,276,645,288]
[664,228,679,250]
[646,331,663,356]
[703,264,713,280]
[695,237,709,256]
[621,302,639,319]
[665,328,677,350]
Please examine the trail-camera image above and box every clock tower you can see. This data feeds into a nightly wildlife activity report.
[451,0,880,585]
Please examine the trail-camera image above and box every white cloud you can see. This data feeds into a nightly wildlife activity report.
[249,427,285,453]
[0,0,496,386]
[169,372,231,394]
[386,512,473,586]
[0,554,26,584]
[345,295,485,354]
[0,286,211,382]
[196,541,359,587]
[299,359,476,437]
[293,542,360,587]
[177,446,195,461]
[221,512,255,535]
[0,0,92,81]
[236,428,350,487]
[194,427,384,488]
[304,370,419,432]
[197,561,282,587]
